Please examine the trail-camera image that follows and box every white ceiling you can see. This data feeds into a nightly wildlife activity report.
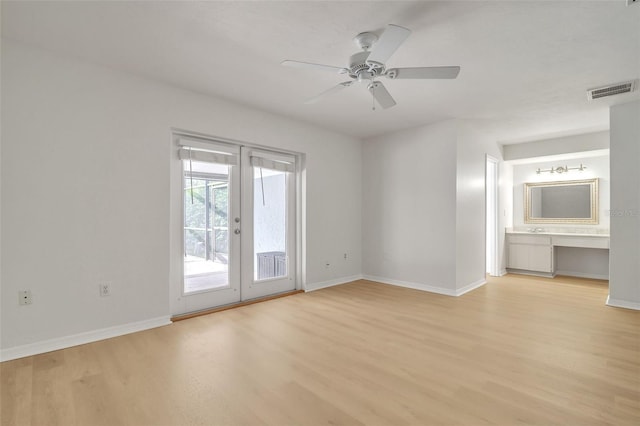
[2,1,639,142]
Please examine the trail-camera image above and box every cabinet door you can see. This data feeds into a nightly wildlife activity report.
[508,244,529,270]
[529,245,552,272]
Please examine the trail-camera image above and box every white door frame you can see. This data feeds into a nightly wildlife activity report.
[486,155,500,277]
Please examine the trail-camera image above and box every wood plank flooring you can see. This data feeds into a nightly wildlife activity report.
[2,275,639,425]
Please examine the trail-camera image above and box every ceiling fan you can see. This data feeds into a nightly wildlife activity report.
[282,24,460,109]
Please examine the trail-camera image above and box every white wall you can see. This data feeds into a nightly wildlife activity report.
[512,155,610,231]
[503,131,609,161]
[608,100,640,309]
[362,121,458,293]
[362,120,503,294]
[0,40,363,356]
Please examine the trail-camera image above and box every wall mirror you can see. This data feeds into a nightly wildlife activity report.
[524,178,598,224]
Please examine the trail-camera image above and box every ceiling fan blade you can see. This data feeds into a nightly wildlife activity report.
[368,81,397,109]
[304,81,354,104]
[281,60,348,74]
[366,24,411,67]
[386,66,461,79]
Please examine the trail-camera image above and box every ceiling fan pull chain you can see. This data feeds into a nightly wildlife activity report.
[372,84,376,111]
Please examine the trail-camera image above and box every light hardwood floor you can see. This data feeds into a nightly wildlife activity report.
[2,275,639,425]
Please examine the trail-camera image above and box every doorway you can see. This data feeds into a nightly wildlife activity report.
[171,134,298,315]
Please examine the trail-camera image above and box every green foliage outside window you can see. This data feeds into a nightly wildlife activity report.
[184,178,229,258]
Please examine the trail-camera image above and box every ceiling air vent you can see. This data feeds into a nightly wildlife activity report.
[587,80,637,100]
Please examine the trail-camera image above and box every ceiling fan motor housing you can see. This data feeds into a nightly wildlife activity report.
[348,51,383,80]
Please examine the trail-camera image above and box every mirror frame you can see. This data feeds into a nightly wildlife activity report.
[524,178,599,224]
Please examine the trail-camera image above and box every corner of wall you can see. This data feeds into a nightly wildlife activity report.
[454,122,503,291]
[608,100,640,308]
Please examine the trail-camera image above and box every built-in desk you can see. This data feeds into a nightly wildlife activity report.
[506,231,609,279]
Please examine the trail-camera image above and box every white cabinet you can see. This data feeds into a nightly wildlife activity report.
[507,235,553,274]
[528,245,554,272]
[506,232,610,278]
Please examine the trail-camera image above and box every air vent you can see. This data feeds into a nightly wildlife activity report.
[587,80,637,100]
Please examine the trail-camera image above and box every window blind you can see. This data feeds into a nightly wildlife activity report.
[249,150,296,173]
[178,148,238,165]
[177,136,239,165]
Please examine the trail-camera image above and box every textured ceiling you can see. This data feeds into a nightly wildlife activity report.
[2,1,639,142]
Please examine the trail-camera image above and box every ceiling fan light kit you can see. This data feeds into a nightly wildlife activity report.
[282,24,461,110]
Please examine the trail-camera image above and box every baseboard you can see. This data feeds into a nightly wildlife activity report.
[606,296,640,311]
[555,270,609,281]
[362,275,457,296]
[0,316,172,362]
[456,278,487,296]
[304,274,363,292]
[506,268,555,278]
[499,269,508,277]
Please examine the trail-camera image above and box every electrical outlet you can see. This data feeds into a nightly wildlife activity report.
[325,260,330,268]
[18,290,32,305]
[99,282,111,297]
[344,253,348,260]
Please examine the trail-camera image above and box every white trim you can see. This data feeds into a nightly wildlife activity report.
[304,275,363,292]
[456,278,487,296]
[555,270,609,281]
[498,269,508,276]
[362,275,487,297]
[486,155,500,277]
[0,316,171,362]
[506,268,556,278]
[606,296,640,311]
[362,275,457,296]
[296,155,306,292]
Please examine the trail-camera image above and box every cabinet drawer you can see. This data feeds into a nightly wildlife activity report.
[551,236,609,249]
[507,234,551,245]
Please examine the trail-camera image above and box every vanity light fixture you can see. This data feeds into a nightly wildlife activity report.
[536,163,587,175]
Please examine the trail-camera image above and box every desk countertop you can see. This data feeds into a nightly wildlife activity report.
[506,230,610,238]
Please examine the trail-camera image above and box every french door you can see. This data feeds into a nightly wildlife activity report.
[172,135,297,315]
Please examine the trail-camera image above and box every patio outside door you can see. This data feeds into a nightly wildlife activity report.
[172,136,296,316]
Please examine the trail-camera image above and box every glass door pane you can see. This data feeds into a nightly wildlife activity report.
[253,168,287,281]
[183,161,230,293]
